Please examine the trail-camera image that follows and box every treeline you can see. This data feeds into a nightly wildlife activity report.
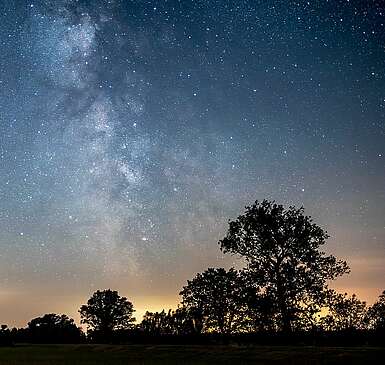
[1,200,384,345]
[1,288,384,346]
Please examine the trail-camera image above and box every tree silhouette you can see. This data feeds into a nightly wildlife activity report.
[180,267,245,334]
[236,270,279,332]
[321,291,367,331]
[171,306,204,335]
[0,324,12,346]
[366,290,385,331]
[140,310,173,336]
[140,307,204,336]
[27,313,83,343]
[79,289,135,341]
[219,199,349,333]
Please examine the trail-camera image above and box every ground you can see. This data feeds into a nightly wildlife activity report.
[0,344,384,364]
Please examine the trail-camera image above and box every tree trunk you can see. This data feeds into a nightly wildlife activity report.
[276,272,292,333]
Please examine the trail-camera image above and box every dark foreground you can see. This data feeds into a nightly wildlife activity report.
[1,345,385,365]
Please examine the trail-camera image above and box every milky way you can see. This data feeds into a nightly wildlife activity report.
[0,0,384,325]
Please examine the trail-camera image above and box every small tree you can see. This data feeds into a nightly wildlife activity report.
[366,290,385,331]
[219,200,349,332]
[321,291,367,331]
[79,289,135,341]
[180,267,244,334]
[0,324,12,346]
[27,313,83,343]
[140,310,173,336]
[171,306,204,335]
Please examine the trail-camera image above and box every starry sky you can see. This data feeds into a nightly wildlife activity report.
[0,0,384,327]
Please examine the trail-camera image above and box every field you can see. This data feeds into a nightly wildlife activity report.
[0,344,384,365]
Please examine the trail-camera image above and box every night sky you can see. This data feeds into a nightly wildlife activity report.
[0,0,384,327]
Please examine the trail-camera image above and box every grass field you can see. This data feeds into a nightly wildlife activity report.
[0,344,385,365]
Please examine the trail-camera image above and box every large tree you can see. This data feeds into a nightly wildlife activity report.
[180,267,244,334]
[79,289,135,340]
[219,199,349,332]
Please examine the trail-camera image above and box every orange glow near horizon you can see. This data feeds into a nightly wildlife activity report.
[1,253,384,328]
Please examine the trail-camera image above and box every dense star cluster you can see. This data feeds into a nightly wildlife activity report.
[0,0,384,326]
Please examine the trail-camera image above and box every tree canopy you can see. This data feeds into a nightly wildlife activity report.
[27,313,82,343]
[219,199,350,332]
[366,291,385,331]
[321,291,367,331]
[79,289,135,340]
[180,267,246,334]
